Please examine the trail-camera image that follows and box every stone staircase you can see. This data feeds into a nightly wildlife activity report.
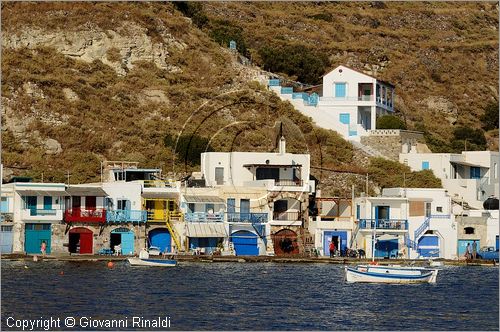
[298,227,316,257]
[350,140,386,158]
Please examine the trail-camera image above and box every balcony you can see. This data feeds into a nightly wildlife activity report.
[107,210,147,224]
[273,211,302,221]
[146,210,182,222]
[226,212,268,223]
[359,219,408,231]
[275,179,303,187]
[185,212,224,223]
[22,209,63,221]
[64,208,106,224]
[143,180,177,188]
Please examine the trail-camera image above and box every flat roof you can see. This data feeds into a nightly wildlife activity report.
[243,164,302,168]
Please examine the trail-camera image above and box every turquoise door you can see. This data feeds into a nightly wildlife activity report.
[25,196,37,215]
[25,224,51,254]
[44,196,52,210]
[458,239,479,256]
[121,232,134,255]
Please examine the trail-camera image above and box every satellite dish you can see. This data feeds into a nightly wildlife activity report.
[452,204,463,215]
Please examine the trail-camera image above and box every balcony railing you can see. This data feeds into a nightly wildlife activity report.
[107,210,147,223]
[359,219,408,230]
[64,208,106,224]
[185,212,224,222]
[146,210,182,222]
[25,209,57,216]
[226,212,268,223]
[274,179,303,187]
[273,211,302,221]
[143,180,176,188]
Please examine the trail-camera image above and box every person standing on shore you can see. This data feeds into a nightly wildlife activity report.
[465,243,471,260]
[329,240,335,258]
[472,240,477,260]
[40,241,47,257]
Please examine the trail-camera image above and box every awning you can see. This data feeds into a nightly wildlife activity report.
[15,189,67,196]
[142,191,179,199]
[451,160,489,168]
[183,195,225,204]
[66,186,107,196]
[377,234,400,241]
[186,223,226,237]
[243,164,302,168]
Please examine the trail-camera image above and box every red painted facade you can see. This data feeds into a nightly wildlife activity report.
[64,208,106,224]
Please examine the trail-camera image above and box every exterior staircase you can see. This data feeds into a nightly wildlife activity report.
[299,227,316,257]
[349,220,361,248]
[165,213,183,253]
[350,140,386,158]
[414,216,431,242]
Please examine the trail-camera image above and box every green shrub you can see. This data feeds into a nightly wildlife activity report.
[164,133,213,166]
[376,115,407,130]
[173,2,208,28]
[209,20,248,56]
[257,45,329,85]
[480,101,499,131]
[452,126,487,150]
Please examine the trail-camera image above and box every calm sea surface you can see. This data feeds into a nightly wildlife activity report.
[1,260,498,331]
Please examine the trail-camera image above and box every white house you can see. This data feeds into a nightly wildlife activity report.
[400,150,500,209]
[269,65,395,141]
[193,138,312,256]
[382,188,457,260]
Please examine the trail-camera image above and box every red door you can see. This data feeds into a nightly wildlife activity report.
[79,232,93,254]
[86,196,96,210]
[69,227,93,254]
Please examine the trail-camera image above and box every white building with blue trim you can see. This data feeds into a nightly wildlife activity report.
[268,65,395,141]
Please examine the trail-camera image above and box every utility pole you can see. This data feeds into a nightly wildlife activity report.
[67,171,70,185]
[365,173,369,196]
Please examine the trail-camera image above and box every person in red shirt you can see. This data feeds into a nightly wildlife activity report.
[329,240,335,258]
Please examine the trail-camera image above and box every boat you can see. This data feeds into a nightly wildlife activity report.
[127,248,177,267]
[127,257,177,267]
[345,228,438,284]
[345,264,438,284]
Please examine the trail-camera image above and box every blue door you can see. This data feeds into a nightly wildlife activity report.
[323,231,348,256]
[496,236,499,251]
[232,231,259,256]
[470,167,481,179]
[1,197,9,213]
[0,225,13,253]
[148,228,171,253]
[339,113,350,124]
[120,232,135,255]
[457,239,480,256]
[240,199,250,221]
[335,83,346,98]
[375,239,398,258]
[25,223,51,254]
[418,235,439,257]
[375,206,390,221]
[25,196,37,215]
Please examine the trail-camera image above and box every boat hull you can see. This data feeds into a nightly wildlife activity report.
[345,265,438,284]
[128,257,177,267]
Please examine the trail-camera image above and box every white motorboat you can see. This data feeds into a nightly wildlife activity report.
[127,257,177,267]
[127,248,177,267]
[345,264,438,284]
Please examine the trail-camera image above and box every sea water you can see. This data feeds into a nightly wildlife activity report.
[1,261,498,330]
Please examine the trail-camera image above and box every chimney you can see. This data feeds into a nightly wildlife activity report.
[279,136,286,155]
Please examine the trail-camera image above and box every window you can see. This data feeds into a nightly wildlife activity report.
[227,198,235,214]
[422,161,430,170]
[464,227,475,235]
[215,167,224,185]
[494,163,498,179]
[117,199,130,210]
[436,206,443,213]
[339,113,350,125]
[335,83,346,98]
[24,196,37,210]
[188,203,195,213]
[470,167,481,179]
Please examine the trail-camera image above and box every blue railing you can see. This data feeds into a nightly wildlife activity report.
[27,209,57,216]
[185,212,224,222]
[227,212,268,223]
[414,216,430,240]
[359,219,408,230]
[107,210,147,223]
[281,87,293,94]
[405,235,418,250]
[293,92,308,100]
[268,79,280,87]
[307,93,318,106]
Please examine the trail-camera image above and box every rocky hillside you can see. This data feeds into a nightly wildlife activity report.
[2,2,488,195]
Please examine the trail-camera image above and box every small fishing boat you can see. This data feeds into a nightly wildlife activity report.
[345,264,438,284]
[127,249,177,267]
[127,257,177,267]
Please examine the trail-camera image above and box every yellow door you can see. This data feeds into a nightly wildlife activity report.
[154,200,166,220]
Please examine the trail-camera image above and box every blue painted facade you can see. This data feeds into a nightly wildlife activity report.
[0,225,13,253]
[417,235,439,257]
[457,239,480,256]
[375,239,398,258]
[323,230,348,256]
[0,197,9,213]
[189,237,222,254]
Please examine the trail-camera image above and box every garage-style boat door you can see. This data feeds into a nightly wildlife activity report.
[418,235,439,257]
[0,225,13,253]
[148,228,171,253]
[69,227,93,254]
[25,223,51,254]
[111,228,135,255]
[231,230,259,256]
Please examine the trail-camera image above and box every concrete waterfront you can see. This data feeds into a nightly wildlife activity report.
[1,253,496,266]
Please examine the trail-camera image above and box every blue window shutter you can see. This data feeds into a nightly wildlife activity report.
[335,83,346,98]
[470,167,480,179]
[422,161,430,170]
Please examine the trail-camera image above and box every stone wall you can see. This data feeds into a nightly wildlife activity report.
[361,130,426,161]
